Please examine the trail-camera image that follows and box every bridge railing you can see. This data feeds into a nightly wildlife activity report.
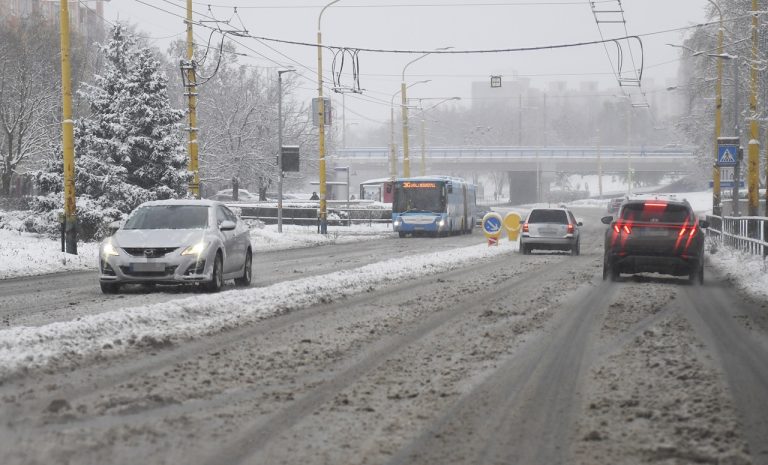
[706,214,768,256]
[335,146,695,159]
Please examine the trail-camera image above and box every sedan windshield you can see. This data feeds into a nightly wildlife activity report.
[124,205,210,230]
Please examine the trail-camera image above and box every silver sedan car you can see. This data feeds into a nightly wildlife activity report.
[98,199,252,294]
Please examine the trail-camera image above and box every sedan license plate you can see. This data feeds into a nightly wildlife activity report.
[130,262,166,272]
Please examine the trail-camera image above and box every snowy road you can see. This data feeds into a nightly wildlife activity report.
[1,209,767,465]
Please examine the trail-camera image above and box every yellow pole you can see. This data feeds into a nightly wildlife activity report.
[60,0,77,254]
[317,30,328,234]
[390,104,396,177]
[186,0,200,199]
[401,82,410,177]
[713,9,724,215]
[748,0,759,217]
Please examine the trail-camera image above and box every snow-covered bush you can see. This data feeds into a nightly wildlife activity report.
[34,24,190,241]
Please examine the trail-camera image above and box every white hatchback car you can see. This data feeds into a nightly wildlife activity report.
[98,200,252,293]
[520,207,582,255]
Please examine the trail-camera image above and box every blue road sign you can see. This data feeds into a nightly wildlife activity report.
[717,144,738,166]
[483,216,502,235]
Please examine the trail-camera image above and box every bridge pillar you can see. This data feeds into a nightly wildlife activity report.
[508,171,540,204]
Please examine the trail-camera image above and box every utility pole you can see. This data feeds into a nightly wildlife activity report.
[316,0,340,234]
[712,6,724,216]
[420,116,426,176]
[59,0,77,254]
[184,0,200,199]
[277,69,295,233]
[401,82,411,176]
[518,94,522,146]
[389,105,397,178]
[748,0,760,217]
[627,106,632,196]
[597,128,603,198]
[732,59,741,216]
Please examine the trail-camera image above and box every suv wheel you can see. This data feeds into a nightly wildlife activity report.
[689,262,704,285]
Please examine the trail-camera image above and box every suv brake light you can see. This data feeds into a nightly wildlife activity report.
[613,224,631,234]
[567,223,574,234]
[523,223,529,233]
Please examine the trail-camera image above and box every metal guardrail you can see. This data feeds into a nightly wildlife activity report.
[706,214,768,256]
[230,204,393,227]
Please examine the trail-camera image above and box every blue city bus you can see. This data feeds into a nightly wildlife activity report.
[392,176,477,237]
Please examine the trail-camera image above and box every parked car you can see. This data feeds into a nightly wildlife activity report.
[209,189,260,202]
[520,207,582,255]
[606,197,626,214]
[601,198,708,283]
[98,199,252,294]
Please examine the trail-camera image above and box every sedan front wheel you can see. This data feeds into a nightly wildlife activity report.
[205,253,223,293]
[235,250,252,287]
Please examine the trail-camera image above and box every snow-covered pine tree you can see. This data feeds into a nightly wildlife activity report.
[34,24,190,239]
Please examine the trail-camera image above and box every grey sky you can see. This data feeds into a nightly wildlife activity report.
[102,1,711,127]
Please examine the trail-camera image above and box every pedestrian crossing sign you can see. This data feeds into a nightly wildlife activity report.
[717,144,738,166]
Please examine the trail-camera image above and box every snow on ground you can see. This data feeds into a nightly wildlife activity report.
[0,240,518,377]
[0,222,394,280]
[0,229,100,279]
[249,222,393,252]
[709,248,768,302]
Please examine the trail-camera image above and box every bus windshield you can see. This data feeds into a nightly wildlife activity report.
[393,181,445,213]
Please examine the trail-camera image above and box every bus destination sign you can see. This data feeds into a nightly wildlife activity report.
[403,182,438,189]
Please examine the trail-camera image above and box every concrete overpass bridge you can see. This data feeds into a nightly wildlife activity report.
[329,146,698,204]
[333,146,696,174]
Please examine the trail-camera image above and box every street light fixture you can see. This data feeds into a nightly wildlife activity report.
[401,47,452,177]
[316,0,341,235]
[276,68,296,234]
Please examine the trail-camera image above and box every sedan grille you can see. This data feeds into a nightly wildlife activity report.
[122,247,179,258]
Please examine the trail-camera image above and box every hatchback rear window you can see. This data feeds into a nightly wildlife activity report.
[620,203,691,223]
[528,209,568,224]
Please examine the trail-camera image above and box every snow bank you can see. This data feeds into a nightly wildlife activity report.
[0,229,100,279]
[0,240,517,377]
[709,248,768,301]
[249,223,393,252]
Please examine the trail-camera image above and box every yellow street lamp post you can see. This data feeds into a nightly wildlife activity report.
[316,0,341,234]
[748,0,760,217]
[390,80,430,178]
[59,0,77,254]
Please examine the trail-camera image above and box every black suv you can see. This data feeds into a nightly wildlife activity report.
[601,198,708,283]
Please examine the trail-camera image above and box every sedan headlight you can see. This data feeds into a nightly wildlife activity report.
[101,241,119,257]
[181,241,208,256]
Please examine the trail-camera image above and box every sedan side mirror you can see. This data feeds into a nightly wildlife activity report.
[600,216,613,225]
[219,220,236,231]
[699,219,710,229]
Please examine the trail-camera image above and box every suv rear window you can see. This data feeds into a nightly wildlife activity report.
[528,209,568,224]
[620,202,691,223]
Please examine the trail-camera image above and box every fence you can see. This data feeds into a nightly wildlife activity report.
[229,203,392,227]
[706,215,768,256]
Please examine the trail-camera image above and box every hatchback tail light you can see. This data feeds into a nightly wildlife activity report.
[678,225,697,237]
